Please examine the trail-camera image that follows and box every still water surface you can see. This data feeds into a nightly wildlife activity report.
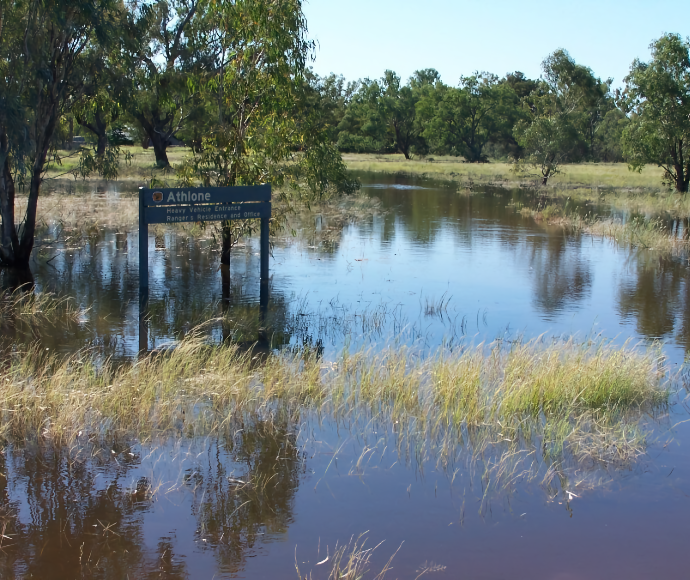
[1,173,689,578]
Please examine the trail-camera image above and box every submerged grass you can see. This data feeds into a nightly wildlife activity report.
[522,205,690,259]
[295,533,398,580]
[0,286,84,324]
[0,330,669,496]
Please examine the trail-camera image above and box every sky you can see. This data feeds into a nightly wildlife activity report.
[302,0,689,89]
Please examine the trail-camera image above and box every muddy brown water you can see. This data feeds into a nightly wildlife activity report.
[0,173,689,579]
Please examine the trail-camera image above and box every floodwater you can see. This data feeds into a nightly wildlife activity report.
[1,173,690,578]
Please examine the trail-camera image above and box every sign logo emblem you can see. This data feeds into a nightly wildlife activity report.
[152,191,163,202]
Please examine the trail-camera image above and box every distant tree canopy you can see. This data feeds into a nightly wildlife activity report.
[514,49,616,183]
[418,72,519,162]
[327,50,628,181]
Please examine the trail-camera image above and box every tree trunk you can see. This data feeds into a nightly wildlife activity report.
[220,264,232,342]
[221,264,231,303]
[674,164,687,193]
[14,166,43,268]
[221,222,231,265]
[671,140,688,193]
[133,114,170,167]
[393,123,411,159]
[0,153,20,266]
[97,133,108,157]
[0,139,36,271]
[77,110,109,157]
[150,131,170,168]
[3,266,34,289]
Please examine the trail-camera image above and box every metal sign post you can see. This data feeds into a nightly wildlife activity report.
[138,185,271,351]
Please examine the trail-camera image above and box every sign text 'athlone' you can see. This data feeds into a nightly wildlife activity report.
[162,191,211,203]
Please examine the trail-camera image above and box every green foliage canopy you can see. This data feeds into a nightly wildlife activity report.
[418,72,517,162]
[176,0,357,263]
[514,50,611,183]
[621,33,690,193]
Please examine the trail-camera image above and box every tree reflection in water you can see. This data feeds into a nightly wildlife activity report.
[189,420,305,576]
[617,254,690,349]
[526,231,593,316]
[0,418,304,579]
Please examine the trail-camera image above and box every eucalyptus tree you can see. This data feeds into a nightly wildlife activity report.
[70,23,134,180]
[177,0,357,264]
[299,70,358,145]
[124,0,217,167]
[378,70,423,159]
[514,110,582,184]
[542,49,610,157]
[73,44,127,157]
[0,0,117,271]
[593,108,628,162]
[514,50,607,183]
[410,68,441,88]
[504,71,539,100]
[621,33,690,193]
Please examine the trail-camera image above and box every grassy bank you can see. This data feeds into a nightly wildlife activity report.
[343,153,668,191]
[46,148,669,193]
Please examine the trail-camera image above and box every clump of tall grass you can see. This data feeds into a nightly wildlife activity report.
[330,338,667,492]
[0,330,669,490]
[423,292,451,317]
[537,185,690,219]
[584,216,690,256]
[496,338,666,417]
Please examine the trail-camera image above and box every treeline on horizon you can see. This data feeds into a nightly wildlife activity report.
[307,60,620,164]
[304,36,689,191]
[68,29,690,194]
[0,0,689,270]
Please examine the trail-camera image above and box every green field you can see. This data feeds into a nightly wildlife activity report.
[45,146,191,182]
[46,147,671,193]
[342,153,669,191]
